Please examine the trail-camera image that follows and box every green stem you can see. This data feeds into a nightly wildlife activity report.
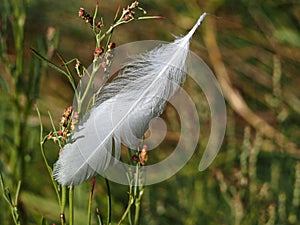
[60,186,67,225]
[56,53,79,99]
[48,111,63,149]
[77,62,101,114]
[96,208,103,225]
[133,165,139,197]
[118,176,134,225]
[69,186,74,225]
[31,48,79,99]
[104,33,113,52]
[132,164,142,225]
[88,178,96,225]
[92,2,99,40]
[88,198,93,225]
[0,172,21,225]
[118,196,134,225]
[134,202,140,225]
[35,105,62,206]
[105,178,112,225]
[99,15,161,44]
[134,187,144,225]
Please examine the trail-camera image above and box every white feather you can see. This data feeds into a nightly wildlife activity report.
[53,13,207,186]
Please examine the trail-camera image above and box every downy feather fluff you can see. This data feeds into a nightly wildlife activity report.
[53,13,207,186]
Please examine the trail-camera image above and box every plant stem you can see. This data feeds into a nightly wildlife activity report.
[118,176,134,225]
[88,178,96,225]
[134,187,144,225]
[134,201,140,225]
[0,172,21,225]
[118,196,134,225]
[56,53,79,100]
[35,105,62,206]
[77,61,101,115]
[69,186,74,225]
[31,48,78,99]
[96,208,103,225]
[60,186,67,225]
[133,164,143,225]
[105,178,112,225]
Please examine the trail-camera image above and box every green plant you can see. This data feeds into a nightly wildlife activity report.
[0,0,58,223]
[33,2,160,224]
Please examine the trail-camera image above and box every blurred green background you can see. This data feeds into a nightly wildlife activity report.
[1,0,300,224]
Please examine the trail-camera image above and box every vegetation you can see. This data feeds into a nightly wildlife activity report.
[0,0,299,224]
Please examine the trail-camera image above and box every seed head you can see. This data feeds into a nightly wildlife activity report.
[140,145,148,165]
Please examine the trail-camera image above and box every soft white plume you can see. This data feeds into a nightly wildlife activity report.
[53,13,207,186]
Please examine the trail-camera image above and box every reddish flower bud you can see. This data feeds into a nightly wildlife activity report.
[58,130,63,136]
[78,8,85,17]
[108,42,116,49]
[63,130,68,137]
[140,145,148,165]
[101,61,107,69]
[96,21,102,28]
[94,47,104,58]
[132,154,139,162]
[124,14,130,21]
[130,1,139,9]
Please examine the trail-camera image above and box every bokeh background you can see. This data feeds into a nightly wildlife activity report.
[1,0,300,224]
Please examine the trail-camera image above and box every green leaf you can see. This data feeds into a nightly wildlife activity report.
[40,216,48,225]
[30,48,68,76]
[0,75,9,93]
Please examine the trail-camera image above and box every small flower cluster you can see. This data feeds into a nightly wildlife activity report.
[93,42,116,71]
[78,7,93,26]
[47,106,79,143]
[78,7,103,29]
[94,46,104,59]
[102,42,116,71]
[123,1,146,21]
[132,145,148,166]
[59,106,73,128]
